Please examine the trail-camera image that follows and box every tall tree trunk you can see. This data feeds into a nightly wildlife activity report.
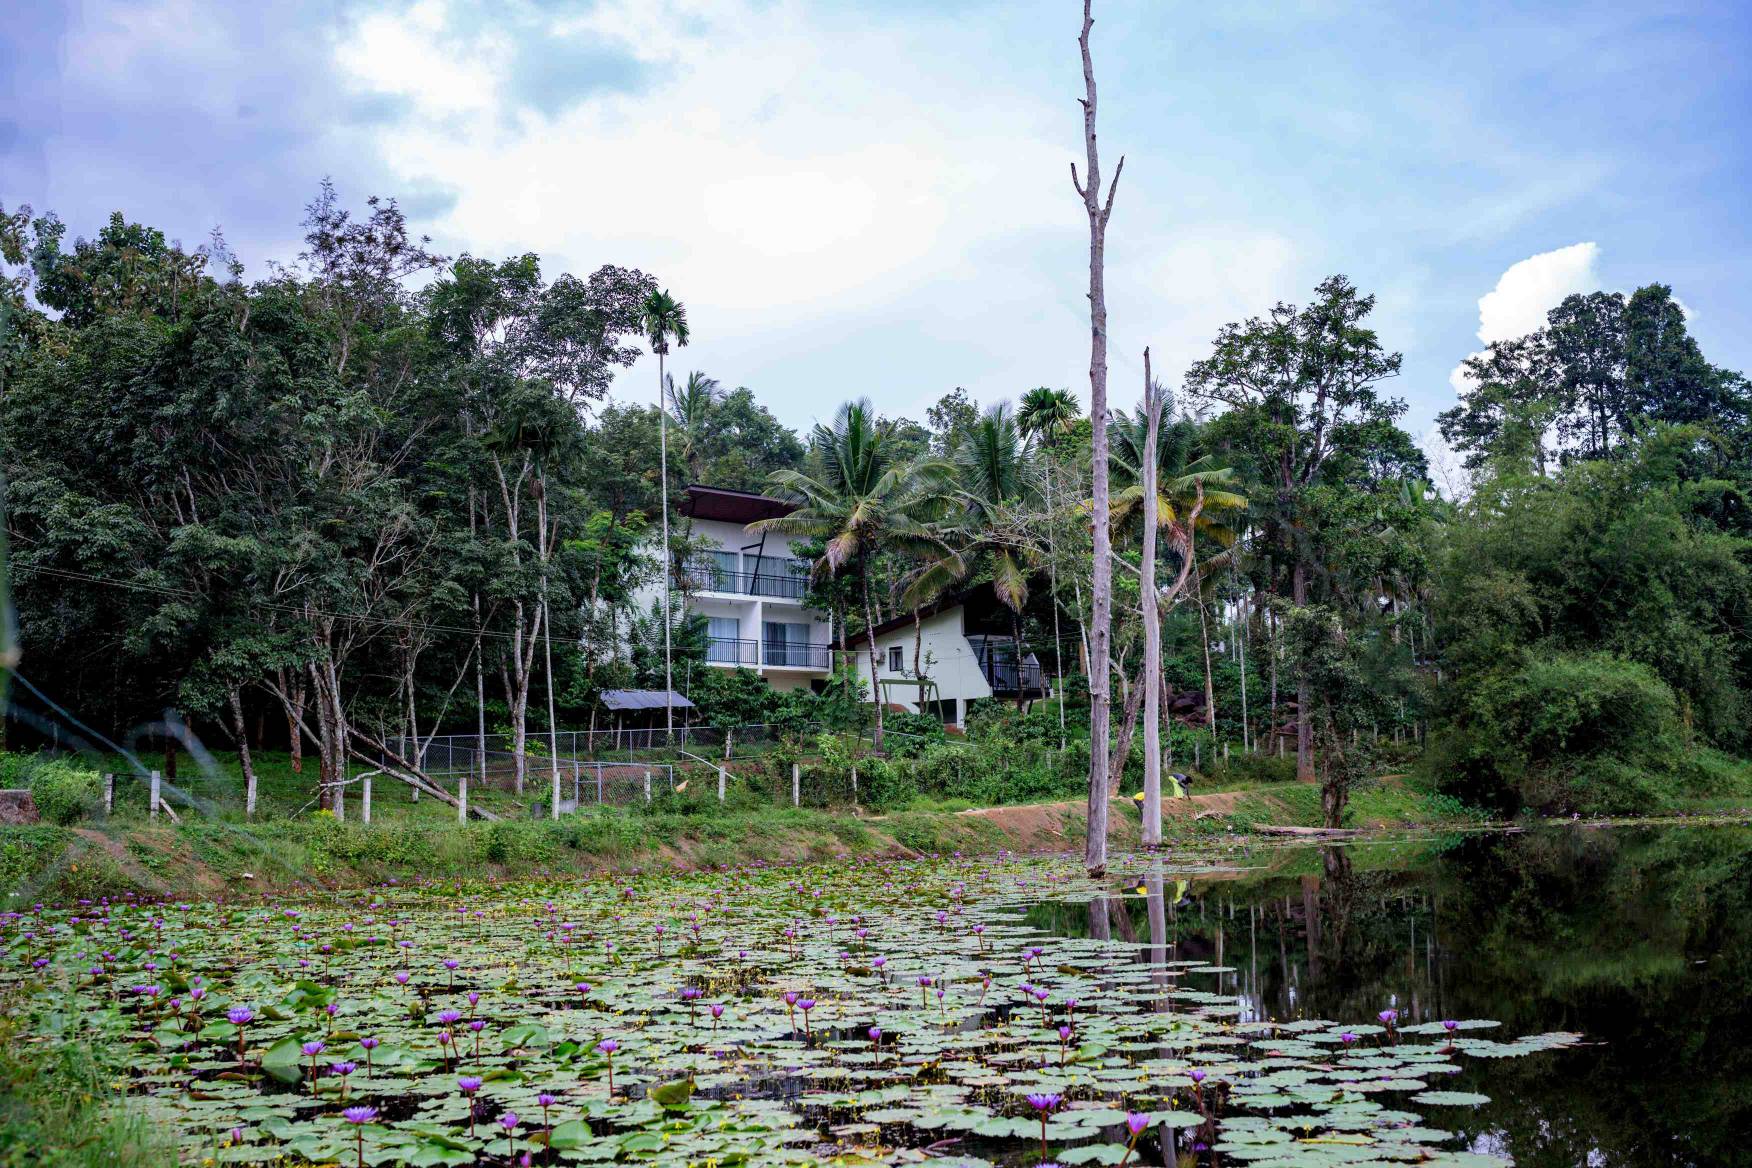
[1140,352,1163,847]
[861,556,885,751]
[1197,561,1216,732]
[281,669,307,774]
[1011,611,1027,712]
[1044,447,1068,750]
[657,351,674,735]
[1074,0,1124,877]
[1294,560,1314,782]
[229,688,256,818]
[539,474,562,819]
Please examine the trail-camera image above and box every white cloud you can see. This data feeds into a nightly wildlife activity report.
[327,0,1305,428]
[1475,241,1599,344]
[1449,241,1601,396]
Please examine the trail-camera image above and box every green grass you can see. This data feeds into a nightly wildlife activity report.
[0,1020,176,1168]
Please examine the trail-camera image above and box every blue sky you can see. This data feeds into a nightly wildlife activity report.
[5,0,1749,479]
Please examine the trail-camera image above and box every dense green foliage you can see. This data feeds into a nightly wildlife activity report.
[4,190,1750,822]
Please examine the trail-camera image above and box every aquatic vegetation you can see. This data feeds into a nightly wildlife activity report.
[0,852,1581,1166]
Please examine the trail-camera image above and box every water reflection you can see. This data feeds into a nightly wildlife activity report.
[1021,825,1752,1168]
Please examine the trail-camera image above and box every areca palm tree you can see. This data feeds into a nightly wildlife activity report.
[639,289,689,733]
[1018,387,1081,744]
[905,403,1042,710]
[757,399,951,751]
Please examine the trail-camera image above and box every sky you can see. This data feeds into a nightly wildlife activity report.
[5,0,1750,468]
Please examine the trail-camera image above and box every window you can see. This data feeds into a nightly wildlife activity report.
[888,646,905,673]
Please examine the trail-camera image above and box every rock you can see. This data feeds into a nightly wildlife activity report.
[0,789,40,825]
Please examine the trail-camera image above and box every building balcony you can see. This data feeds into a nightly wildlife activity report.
[705,637,832,671]
[678,558,810,601]
[970,636,1049,697]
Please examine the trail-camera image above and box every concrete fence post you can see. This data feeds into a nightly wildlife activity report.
[149,770,160,819]
[717,765,727,803]
[643,770,652,803]
[103,773,114,815]
[362,774,373,824]
[791,762,800,807]
[851,766,859,806]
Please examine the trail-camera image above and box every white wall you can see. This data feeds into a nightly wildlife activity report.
[847,607,990,723]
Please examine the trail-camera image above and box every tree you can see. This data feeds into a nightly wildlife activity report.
[666,370,722,482]
[1185,275,1404,783]
[756,399,950,752]
[638,289,690,735]
[906,402,1040,710]
[1071,0,1125,878]
[926,388,979,456]
[1018,386,1082,748]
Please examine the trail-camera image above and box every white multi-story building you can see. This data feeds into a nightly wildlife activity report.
[673,485,835,692]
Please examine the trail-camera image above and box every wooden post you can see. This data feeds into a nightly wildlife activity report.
[362,774,373,824]
[643,770,652,803]
[149,770,160,819]
[103,773,114,815]
[791,762,800,807]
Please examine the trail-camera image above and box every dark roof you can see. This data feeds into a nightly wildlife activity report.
[600,689,696,711]
[679,484,795,525]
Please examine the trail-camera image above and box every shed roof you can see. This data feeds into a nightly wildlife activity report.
[600,689,696,711]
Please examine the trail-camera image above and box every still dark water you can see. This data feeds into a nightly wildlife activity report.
[1020,825,1752,1168]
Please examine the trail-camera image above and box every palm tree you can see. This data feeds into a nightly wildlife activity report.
[1018,387,1081,746]
[757,399,951,751]
[639,289,689,735]
[905,403,1040,711]
[666,370,721,482]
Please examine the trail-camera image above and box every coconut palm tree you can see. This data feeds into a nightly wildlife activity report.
[639,289,689,735]
[665,370,721,482]
[905,402,1041,710]
[756,399,951,751]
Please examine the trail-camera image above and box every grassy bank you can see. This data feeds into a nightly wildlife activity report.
[0,747,1525,902]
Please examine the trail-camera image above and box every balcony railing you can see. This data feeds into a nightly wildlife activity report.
[762,640,832,669]
[679,559,809,599]
[705,637,830,670]
[973,639,1047,695]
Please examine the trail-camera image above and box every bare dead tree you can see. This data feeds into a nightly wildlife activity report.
[1072,0,1124,876]
[1140,351,1164,847]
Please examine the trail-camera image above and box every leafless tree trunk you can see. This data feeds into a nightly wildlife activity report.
[1073,0,1124,877]
[1140,352,1163,846]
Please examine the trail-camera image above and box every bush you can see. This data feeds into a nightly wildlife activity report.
[1434,650,1689,815]
[27,759,102,826]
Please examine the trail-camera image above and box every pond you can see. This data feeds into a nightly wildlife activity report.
[1017,825,1752,1167]
[2,824,1744,1167]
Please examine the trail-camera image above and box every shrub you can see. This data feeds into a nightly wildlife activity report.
[1435,650,1688,815]
[27,759,102,826]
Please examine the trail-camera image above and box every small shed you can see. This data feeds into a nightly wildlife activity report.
[599,689,695,749]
